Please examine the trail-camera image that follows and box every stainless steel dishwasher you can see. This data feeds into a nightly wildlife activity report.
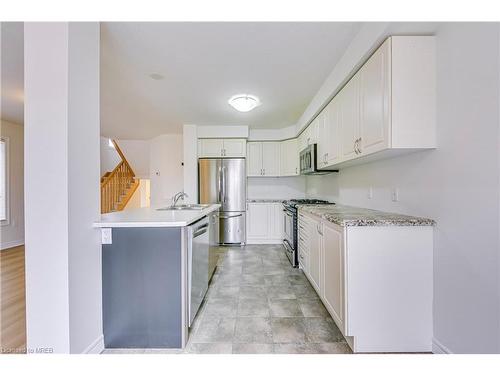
[187,217,209,326]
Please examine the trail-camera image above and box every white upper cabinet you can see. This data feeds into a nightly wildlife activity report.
[198,138,246,158]
[326,96,342,165]
[247,142,280,177]
[262,142,280,176]
[316,111,327,167]
[280,138,299,176]
[308,118,319,145]
[317,98,342,170]
[359,38,390,155]
[198,138,224,157]
[247,142,263,176]
[340,74,361,162]
[223,139,247,157]
[308,36,435,169]
[297,130,307,153]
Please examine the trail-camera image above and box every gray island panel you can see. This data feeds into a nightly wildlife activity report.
[102,227,183,348]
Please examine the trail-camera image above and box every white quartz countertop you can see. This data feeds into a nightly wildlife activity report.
[93,204,221,228]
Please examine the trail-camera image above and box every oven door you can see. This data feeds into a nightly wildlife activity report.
[283,208,294,245]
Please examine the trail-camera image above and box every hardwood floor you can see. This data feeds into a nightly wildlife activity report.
[0,245,26,354]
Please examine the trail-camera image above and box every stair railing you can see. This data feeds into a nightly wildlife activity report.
[101,140,136,214]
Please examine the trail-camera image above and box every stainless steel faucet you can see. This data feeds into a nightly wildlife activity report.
[172,191,189,207]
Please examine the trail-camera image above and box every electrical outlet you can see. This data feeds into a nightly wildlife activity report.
[368,187,373,199]
[101,228,112,244]
[391,188,399,202]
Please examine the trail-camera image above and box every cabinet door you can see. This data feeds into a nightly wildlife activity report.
[298,131,307,153]
[261,142,280,176]
[322,223,344,331]
[341,74,360,161]
[269,203,284,240]
[223,139,247,157]
[280,138,299,176]
[298,214,310,272]
[316,110,328,168]
[198,139,223,157]
[360,39,390,156]
[246,203,270,239]
[326,96,342,165]
[308,218,322,293]
[247,142,263,176]
[308,118,319,145]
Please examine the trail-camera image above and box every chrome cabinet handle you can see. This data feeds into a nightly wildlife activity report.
[317,223,323,235]
[354,138,362,155]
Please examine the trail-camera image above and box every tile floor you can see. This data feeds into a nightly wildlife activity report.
[103,244,352,354]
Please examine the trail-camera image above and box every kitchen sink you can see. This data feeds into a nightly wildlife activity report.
[157,204,211,211]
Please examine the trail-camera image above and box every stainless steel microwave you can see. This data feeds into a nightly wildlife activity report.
[299,144,337,175]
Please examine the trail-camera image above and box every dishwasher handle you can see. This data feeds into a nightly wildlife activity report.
[193,223,209,238]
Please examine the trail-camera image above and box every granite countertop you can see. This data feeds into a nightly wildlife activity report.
[297,204,435,227]
[247,199,285,203]
[94,204,221,228]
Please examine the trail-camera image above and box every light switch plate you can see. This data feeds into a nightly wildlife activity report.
[101,228,112,244]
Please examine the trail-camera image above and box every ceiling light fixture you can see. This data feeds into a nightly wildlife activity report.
[228,94,261,112]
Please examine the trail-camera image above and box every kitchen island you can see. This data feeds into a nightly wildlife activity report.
[94,204,221,349]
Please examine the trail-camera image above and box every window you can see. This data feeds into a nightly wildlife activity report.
[0,137,7,222]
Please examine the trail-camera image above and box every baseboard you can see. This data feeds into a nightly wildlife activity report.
[0,240,25,251]
[432,337,452,354]
[82,334,104,354]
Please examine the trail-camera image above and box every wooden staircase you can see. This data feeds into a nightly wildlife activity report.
[101,140,139,214]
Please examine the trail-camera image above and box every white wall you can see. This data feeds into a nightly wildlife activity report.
[0,120,24,250]
[67,23,102,354]
[306,23,500,353]
[24,22,102,354]
[116,139,150,179]
[124,179,150,210]
[99,136,120,176]
[247,177,306,200]
[183,124,198,204]
[150,134,184,206]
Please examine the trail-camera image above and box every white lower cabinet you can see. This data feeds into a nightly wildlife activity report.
[246,202,283,244]
[321,222,344,331]
[298,209,433,353]
[307,217,321,294]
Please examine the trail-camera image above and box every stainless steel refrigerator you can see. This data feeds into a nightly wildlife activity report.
[198,158,246,245]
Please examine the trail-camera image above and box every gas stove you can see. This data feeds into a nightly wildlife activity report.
[282,199,332,267]
[283,199,331,209]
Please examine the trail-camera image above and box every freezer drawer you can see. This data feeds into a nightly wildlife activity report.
[219,212,246,245]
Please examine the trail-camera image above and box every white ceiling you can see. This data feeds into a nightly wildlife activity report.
[101,22,363,139]
[1,22,24,125]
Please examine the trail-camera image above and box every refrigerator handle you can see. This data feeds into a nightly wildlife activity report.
[222,166,227,203]
[217,166,222,203]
